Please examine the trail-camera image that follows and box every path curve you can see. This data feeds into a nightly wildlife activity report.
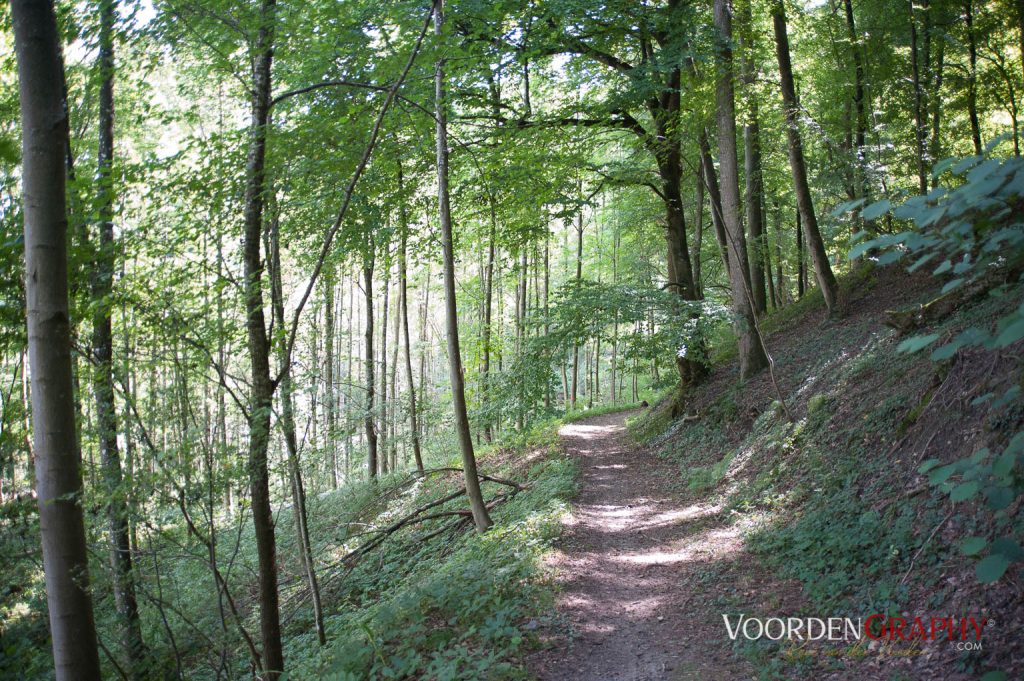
[529,410,754,681]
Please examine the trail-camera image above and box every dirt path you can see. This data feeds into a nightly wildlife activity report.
[529,410,756,681]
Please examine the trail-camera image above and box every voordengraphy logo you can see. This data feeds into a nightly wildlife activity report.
[722,614,990,644]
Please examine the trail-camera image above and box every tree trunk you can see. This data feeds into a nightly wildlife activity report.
[435,0,492,532]
[481,196,497,440]
[929,35,945,187]
[398,164,424,472]
[693,172,704,299]
[389,271,400,471]
[379,263,390,474]
[324,266,337,488]
[713,0,769,380]
[571,208,583,408]
[740,0,767,315]
[796,208,806,298]
[1017,0,1024,86]
[698,130,731,276]
[772,0,841,316]
[93,2,146,674]
[268,211,326,648]
[965,0,983,155]
[909,0,929,193]
[843,0,870,214]
[13,1,103,676]
[239,1,285,674]
[363,252,378,480]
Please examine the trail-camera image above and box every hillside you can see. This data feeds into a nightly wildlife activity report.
[607,264,1024,679]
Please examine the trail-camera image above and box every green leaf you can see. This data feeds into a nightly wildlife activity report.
[976,554,1010,583]
[950,481,979,502]
[918,458,942,473]
[928,463,958,485]
[1007,432,1024,455]
[993,316,1024,348]
[940,277,964,294]
[896,334,940,354]
[992,449,1017,477]
[848,240,877,261]
[930,342,959,361]
[861,199,892,220]
[960,536,987,556]
[990,537,1024,561]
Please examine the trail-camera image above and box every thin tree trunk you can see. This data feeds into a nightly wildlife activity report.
[796,208,806,298]
[713,0,769,379]
[773,201,788,306]
[571,208,583,408]
[773,0,841,315]
[693,173,704,299]
[1017,0,1024,86]
[324,266,337,488]
[14,0,102,675]
[240,0,284,674]
[379,263,390,474]
[398,164,423,472]
[435,0,492,532]
[268,210,326,648]
[389,272,400,471]
[843,0,870,215]
[698,130,730,276]
[909,0,929,193]
[92,1,146,674]
[740,0,767,315]
[966,0,983,155]
[363,252,378,480]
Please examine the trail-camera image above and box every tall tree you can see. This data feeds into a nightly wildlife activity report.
[772,0,841,316]
[739,0,767,315]
[12,0,103,677]
[397,160,424,471]
[713,0,769,380]
[364,247,378,480]
[435,0,492,532]
[92,1,146,674]
[239,0,285,674]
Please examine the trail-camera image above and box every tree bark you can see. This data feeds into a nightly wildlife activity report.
[13,0,103,676]
[363,251,378,480]
[772,0,841,316]
[713,0,769,380]
[324,266,337,488]
[435,0,492,532]
[398,163,424,472]
[93,2,146,674]
[379,262,390,474]
[739,0,767,315]
[239,0,284,674]
[693,172,704,299]
[842,0,870,215]
[965,0,983,155]
[268,210,326,647]
[571,206,583,408]
[698,130,731,276]
[909,0,929,193]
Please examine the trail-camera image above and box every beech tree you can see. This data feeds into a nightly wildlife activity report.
[12,0,102,677]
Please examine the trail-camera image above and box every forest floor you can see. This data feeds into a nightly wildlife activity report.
[527,410,762,681]
[527,264,1024,680]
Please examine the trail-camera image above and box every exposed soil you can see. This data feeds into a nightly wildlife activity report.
[528,410,761,681]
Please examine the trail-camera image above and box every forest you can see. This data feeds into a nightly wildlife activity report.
[1,0,1023,678]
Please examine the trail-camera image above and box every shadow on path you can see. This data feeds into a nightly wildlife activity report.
[528,411,757,681]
